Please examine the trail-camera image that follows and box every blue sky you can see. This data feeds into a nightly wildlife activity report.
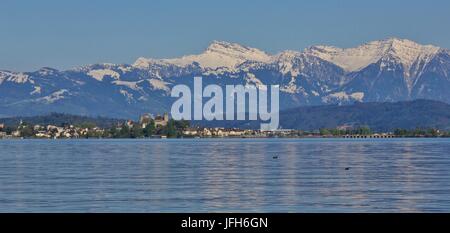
[1,0,450,71]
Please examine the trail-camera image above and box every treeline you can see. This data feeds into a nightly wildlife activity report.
[0,118,191,139]
[393,128,450,137]
[318,126,372,136]
[103,119,190,138]
[313,126,450,137]
[0,113,122,128]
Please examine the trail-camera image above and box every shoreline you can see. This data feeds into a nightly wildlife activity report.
[2,136,450,140]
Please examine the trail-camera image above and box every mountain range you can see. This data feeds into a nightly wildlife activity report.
[1,38,450,118]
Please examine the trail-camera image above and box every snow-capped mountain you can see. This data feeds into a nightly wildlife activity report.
[134,40,272,71]
[1,38,450,118]
[305,38,440,73]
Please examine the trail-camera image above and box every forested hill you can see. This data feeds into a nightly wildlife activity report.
[195,99,450,132]
[278,99,450,131]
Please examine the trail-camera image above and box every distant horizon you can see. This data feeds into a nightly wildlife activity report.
[2,0,450,71]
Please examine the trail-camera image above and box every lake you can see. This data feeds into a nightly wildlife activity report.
[0,138,449,212]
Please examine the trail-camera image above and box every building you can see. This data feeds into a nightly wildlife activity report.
[12,130,21,137]
[154,113,169,127]
[33,125,43,131]
[183,128,199,136]
[0,123,4,131]
[139,113,154,128]
[202,128,212,136]
[126,120,134,128]
[337,124,353,131]
[137,112,169,128]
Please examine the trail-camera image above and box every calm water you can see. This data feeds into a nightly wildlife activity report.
[0,138,450,212]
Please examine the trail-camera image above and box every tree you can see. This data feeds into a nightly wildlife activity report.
[358,126,371,135]
[119,125,131,138]
[428,128,440,137]
[143,120,156,137]
[394,128,408,136]
[130,125,144,138]
[166,119,178,138]
[319,128,330,136]
[1,126,14,134]
[77,122,96,129]
[174,119,190,130]
[19,125,35,138]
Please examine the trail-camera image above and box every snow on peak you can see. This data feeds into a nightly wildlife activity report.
[383,38,440,73]
[273,50,304,76]
[0,70,32,84]
[37,67,59,76]
[204,40,270,61]
[306,38,440,72]
[133,57,172,69]
[275,50,303,61]
[133,40,272,70]
[148,79,170,92]
[322,91,365,103]
[132,38,442,78]
[87,69,120,81]
[112,80,141,91]
[37,89,70,104]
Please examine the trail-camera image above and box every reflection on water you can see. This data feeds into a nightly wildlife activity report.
[0,138,450,212]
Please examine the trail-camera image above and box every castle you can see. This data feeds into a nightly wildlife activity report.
[139,113,169,128]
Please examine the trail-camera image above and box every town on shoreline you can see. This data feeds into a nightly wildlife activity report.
[1,113,450,139]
